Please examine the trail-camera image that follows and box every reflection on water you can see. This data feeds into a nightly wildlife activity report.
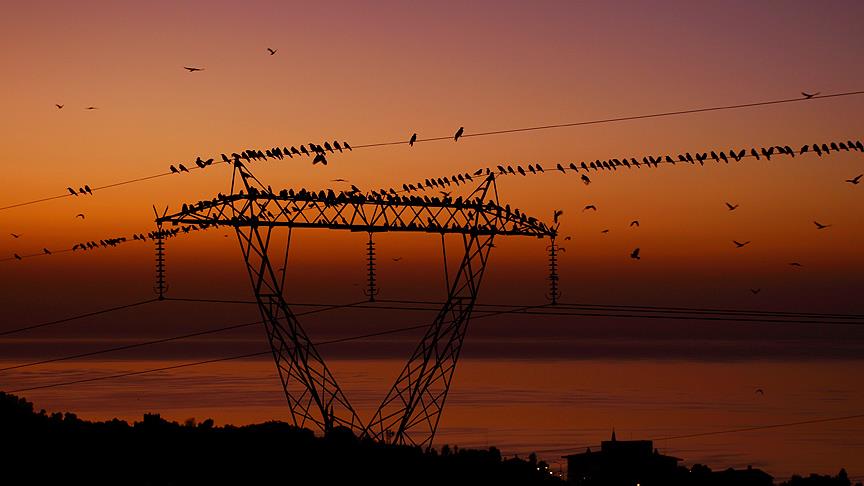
[3,358,863,480]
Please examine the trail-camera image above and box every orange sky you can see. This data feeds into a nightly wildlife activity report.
[1,0,863,478]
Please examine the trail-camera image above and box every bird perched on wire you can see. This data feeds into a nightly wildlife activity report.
[813,221,831,230]
[733,240,750,248]
[846,174,862,185]
[454,126,464,142]
[630,248,640,260]
[409,133,417,147]
[267,48,277,55]
[43,248,51,255]
[13,253,22,260]
[725,202,739,211]
[67,187,78,196]
[581,174,591,185]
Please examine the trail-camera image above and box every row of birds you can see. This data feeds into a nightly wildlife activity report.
[8,225,206,261]
[168,142,352,174]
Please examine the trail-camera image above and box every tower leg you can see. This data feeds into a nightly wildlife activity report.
[235,224,363,435]
[365,232,494,449]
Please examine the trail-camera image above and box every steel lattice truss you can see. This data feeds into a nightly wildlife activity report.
[156,163,555,449]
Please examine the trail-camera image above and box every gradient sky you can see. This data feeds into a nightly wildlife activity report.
[1,0,863,478]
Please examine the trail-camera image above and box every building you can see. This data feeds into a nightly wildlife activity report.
[564,430,682,485]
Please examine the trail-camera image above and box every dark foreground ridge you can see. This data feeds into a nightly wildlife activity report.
[0,393,558,486]
[0,393,857,486]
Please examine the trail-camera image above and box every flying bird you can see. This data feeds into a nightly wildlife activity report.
[332,178,348,182]
[392,257,403,262]
[454,126,464,142]
[85,106,98,110]
[581,174,591,185]
[789,262,803,268]
[845,174,862,185]
[813,221,831,230]
[312,153,328,165]
[629,220,639,227]
[10,233,21,238]
[583,205,597,211]
[564,236,572,240]
[601,229,610,234]
[184,66,205,72]
[801,91,820,99]
[755,388,765,395]
[55,104,64,109]
[75,213,85,219]
[630,248,640,260]
[409,133,417,147]
[749,288,761,295]
[267,48,278,55]
[725,202,739,211]
[733,240,750,248]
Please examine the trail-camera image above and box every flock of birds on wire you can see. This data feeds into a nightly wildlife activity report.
[8,130,862,264]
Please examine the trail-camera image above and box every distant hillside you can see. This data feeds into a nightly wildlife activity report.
[0,392,560,486]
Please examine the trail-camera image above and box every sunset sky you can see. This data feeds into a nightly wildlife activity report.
[1,0,863,479]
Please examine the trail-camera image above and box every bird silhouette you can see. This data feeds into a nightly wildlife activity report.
[846,174,862,185]
[801,92,820,99]
[583,205,597,211]
[564,236,572,240]
[170,165,179,174]
[14,253,22,260]
[10,233,21,238]
[601,229,610,234]
[313,153,328,165]
[84,185,92,195]
[392,257,403,262]
[55,104,64,109]
[581,174,591,185]
[454,126,464,142]
[267,48,278,55]
[755,388,765,395]
[630,248,640,260]
[733,240,750,248]
[789,262,803,268]
[332,178,348,182]
[178,164,189,172]
[725,202,739,211]
[553,209,564,224]
[67,187,78,196]
[629,220,639,227]
[409,133,417,147]
[43,248,51,255]
[184,66,204,72]
[750,288,761,295]
[813,221,831,230]
[85,106,98,110]
[75,213,85,219]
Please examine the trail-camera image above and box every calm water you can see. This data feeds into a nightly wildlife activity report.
[3,358,863,481]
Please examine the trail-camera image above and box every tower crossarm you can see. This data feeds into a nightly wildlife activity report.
[157,191,554,238]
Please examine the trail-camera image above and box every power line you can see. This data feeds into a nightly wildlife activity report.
[0,301,363,373]
[4,304,547,393]
[2,89,862,212]
[0,299,159,337]
[517,413,864,456]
